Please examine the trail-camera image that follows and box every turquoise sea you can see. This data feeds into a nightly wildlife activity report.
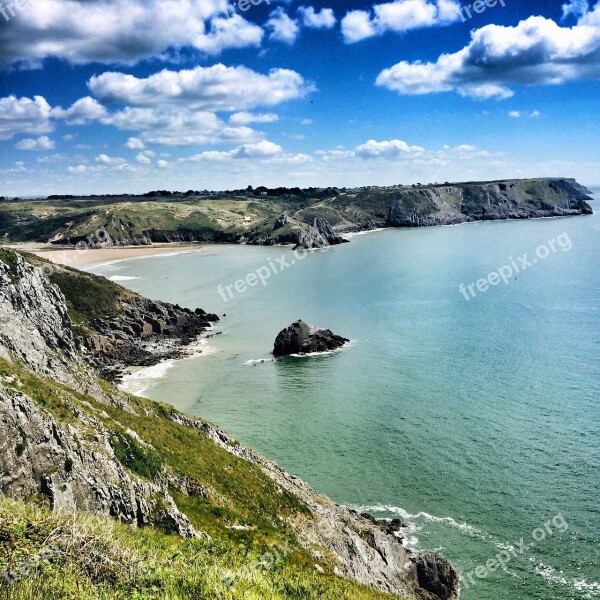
[92,195,600,600]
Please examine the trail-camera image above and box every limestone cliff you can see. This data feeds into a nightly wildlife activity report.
[0,249,459,600]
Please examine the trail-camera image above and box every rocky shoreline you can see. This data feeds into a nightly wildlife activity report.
[0,248,460,599]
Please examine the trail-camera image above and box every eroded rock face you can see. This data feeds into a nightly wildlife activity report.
[273,320,349,356]
[295,217,348,250]
[387,178,593,227]
[0,384,197,538]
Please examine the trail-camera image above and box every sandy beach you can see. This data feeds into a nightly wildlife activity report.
[10,242,210,270]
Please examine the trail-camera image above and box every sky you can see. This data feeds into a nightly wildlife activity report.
[0,0,599,195]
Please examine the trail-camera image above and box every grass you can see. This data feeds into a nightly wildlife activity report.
[48,267,130,324]
[0,248,20,284]
[0,358,403,598]
[0,497,398,599]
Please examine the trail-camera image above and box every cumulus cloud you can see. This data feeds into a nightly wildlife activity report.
[15,136,55,151]
[136,150,156,164]
[88,65,312,111]
[53,97,108,125]
[0,0,263,67]
[354,139,425,158]
[341,0,461,43]
[267,8,300,44]
[95,154,127,166]
[104,107,260,146]
[229,112,279,124]
[0,96,53,141]
[234,140,283,158]
[376,7,600,99]
[125,137,145,149]
[298,6,336,29]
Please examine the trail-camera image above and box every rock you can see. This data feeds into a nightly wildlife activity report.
[295,217,348,250]
[411,552,460,600]
[273,320,349,356]
[387,178,593,228]
[273,214,290,230]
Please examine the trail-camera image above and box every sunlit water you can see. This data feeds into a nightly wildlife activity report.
[91,196,600,600]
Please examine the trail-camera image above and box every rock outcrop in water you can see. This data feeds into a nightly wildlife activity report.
[0,249,459,600]
[273,320,349,356]
[295,217,349,250]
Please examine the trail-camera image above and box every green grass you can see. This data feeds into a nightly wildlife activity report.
[0,248,20,283]
[48,267,131,324]
[0,497,398,599]
[109,432,163,480]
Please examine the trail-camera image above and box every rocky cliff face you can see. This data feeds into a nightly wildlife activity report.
[387,178,593,227]
[0,249,459,600]
[295,217,349,250]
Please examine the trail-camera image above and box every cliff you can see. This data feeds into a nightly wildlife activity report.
[0,248,459,600]
[387,178,593,227]
[0,178,592,249]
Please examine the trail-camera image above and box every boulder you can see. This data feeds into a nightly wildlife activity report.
[273,320,349,356]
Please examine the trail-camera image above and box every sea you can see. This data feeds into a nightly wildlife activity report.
[90,195,600,600]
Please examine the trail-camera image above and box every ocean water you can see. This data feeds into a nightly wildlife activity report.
[91,197,600,600]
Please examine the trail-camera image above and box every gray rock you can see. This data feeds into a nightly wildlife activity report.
[273,320,349,356]
[295,217,348,250]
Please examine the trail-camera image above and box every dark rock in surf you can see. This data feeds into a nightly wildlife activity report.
[273,319,349,356]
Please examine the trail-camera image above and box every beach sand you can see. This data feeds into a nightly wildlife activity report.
[11,242,210,270]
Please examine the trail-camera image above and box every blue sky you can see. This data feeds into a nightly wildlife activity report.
[1,0,599,195]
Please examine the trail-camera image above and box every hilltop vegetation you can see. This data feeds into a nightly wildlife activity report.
[0,178,592,247]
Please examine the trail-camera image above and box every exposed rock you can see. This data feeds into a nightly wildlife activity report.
[388,178,593,227]
[273,320,349,356]
[411,552,460,600]
[0,249,459,599]
[182,413,460,600]
[0,384,197,538]
[295,217,349,250]
[273,214,290,230]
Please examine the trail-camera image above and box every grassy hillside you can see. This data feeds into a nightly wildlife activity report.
[0,355,399,600]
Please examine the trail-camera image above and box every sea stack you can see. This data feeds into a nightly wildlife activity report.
[273,320,349,356]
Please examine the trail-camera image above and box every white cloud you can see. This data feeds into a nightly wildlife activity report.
[53,97,109,125]
[354,139,425,158]
[0,0,263,67]
[0,96,53,141]
[229,112,279,124]
[376,9,600,99]
[105,107,260,146]
[157,160,169,169]
[267,8,300,44]
[63,134,75,142]
[300,118,313,125]
[15,136,55,151]
[125,137,145,149]
[298,6,336,29]
[136,150,155,164]
[509,111,521,118]
[235,140,284,158]
[341,0,461,43]
[95,154,127,166]
[88,64,312,111]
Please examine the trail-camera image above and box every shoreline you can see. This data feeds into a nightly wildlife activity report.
[10,242,212,270]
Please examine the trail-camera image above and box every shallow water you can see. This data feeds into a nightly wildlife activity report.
[92,197,600,600]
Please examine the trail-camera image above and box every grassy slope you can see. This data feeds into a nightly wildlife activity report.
[0,355,399,600]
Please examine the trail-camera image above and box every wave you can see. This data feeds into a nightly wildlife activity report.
[533,562,600,598]
[244,358,275,366]
[109,275,140,281]
[118,338,216,397]
[356,504,486,538]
